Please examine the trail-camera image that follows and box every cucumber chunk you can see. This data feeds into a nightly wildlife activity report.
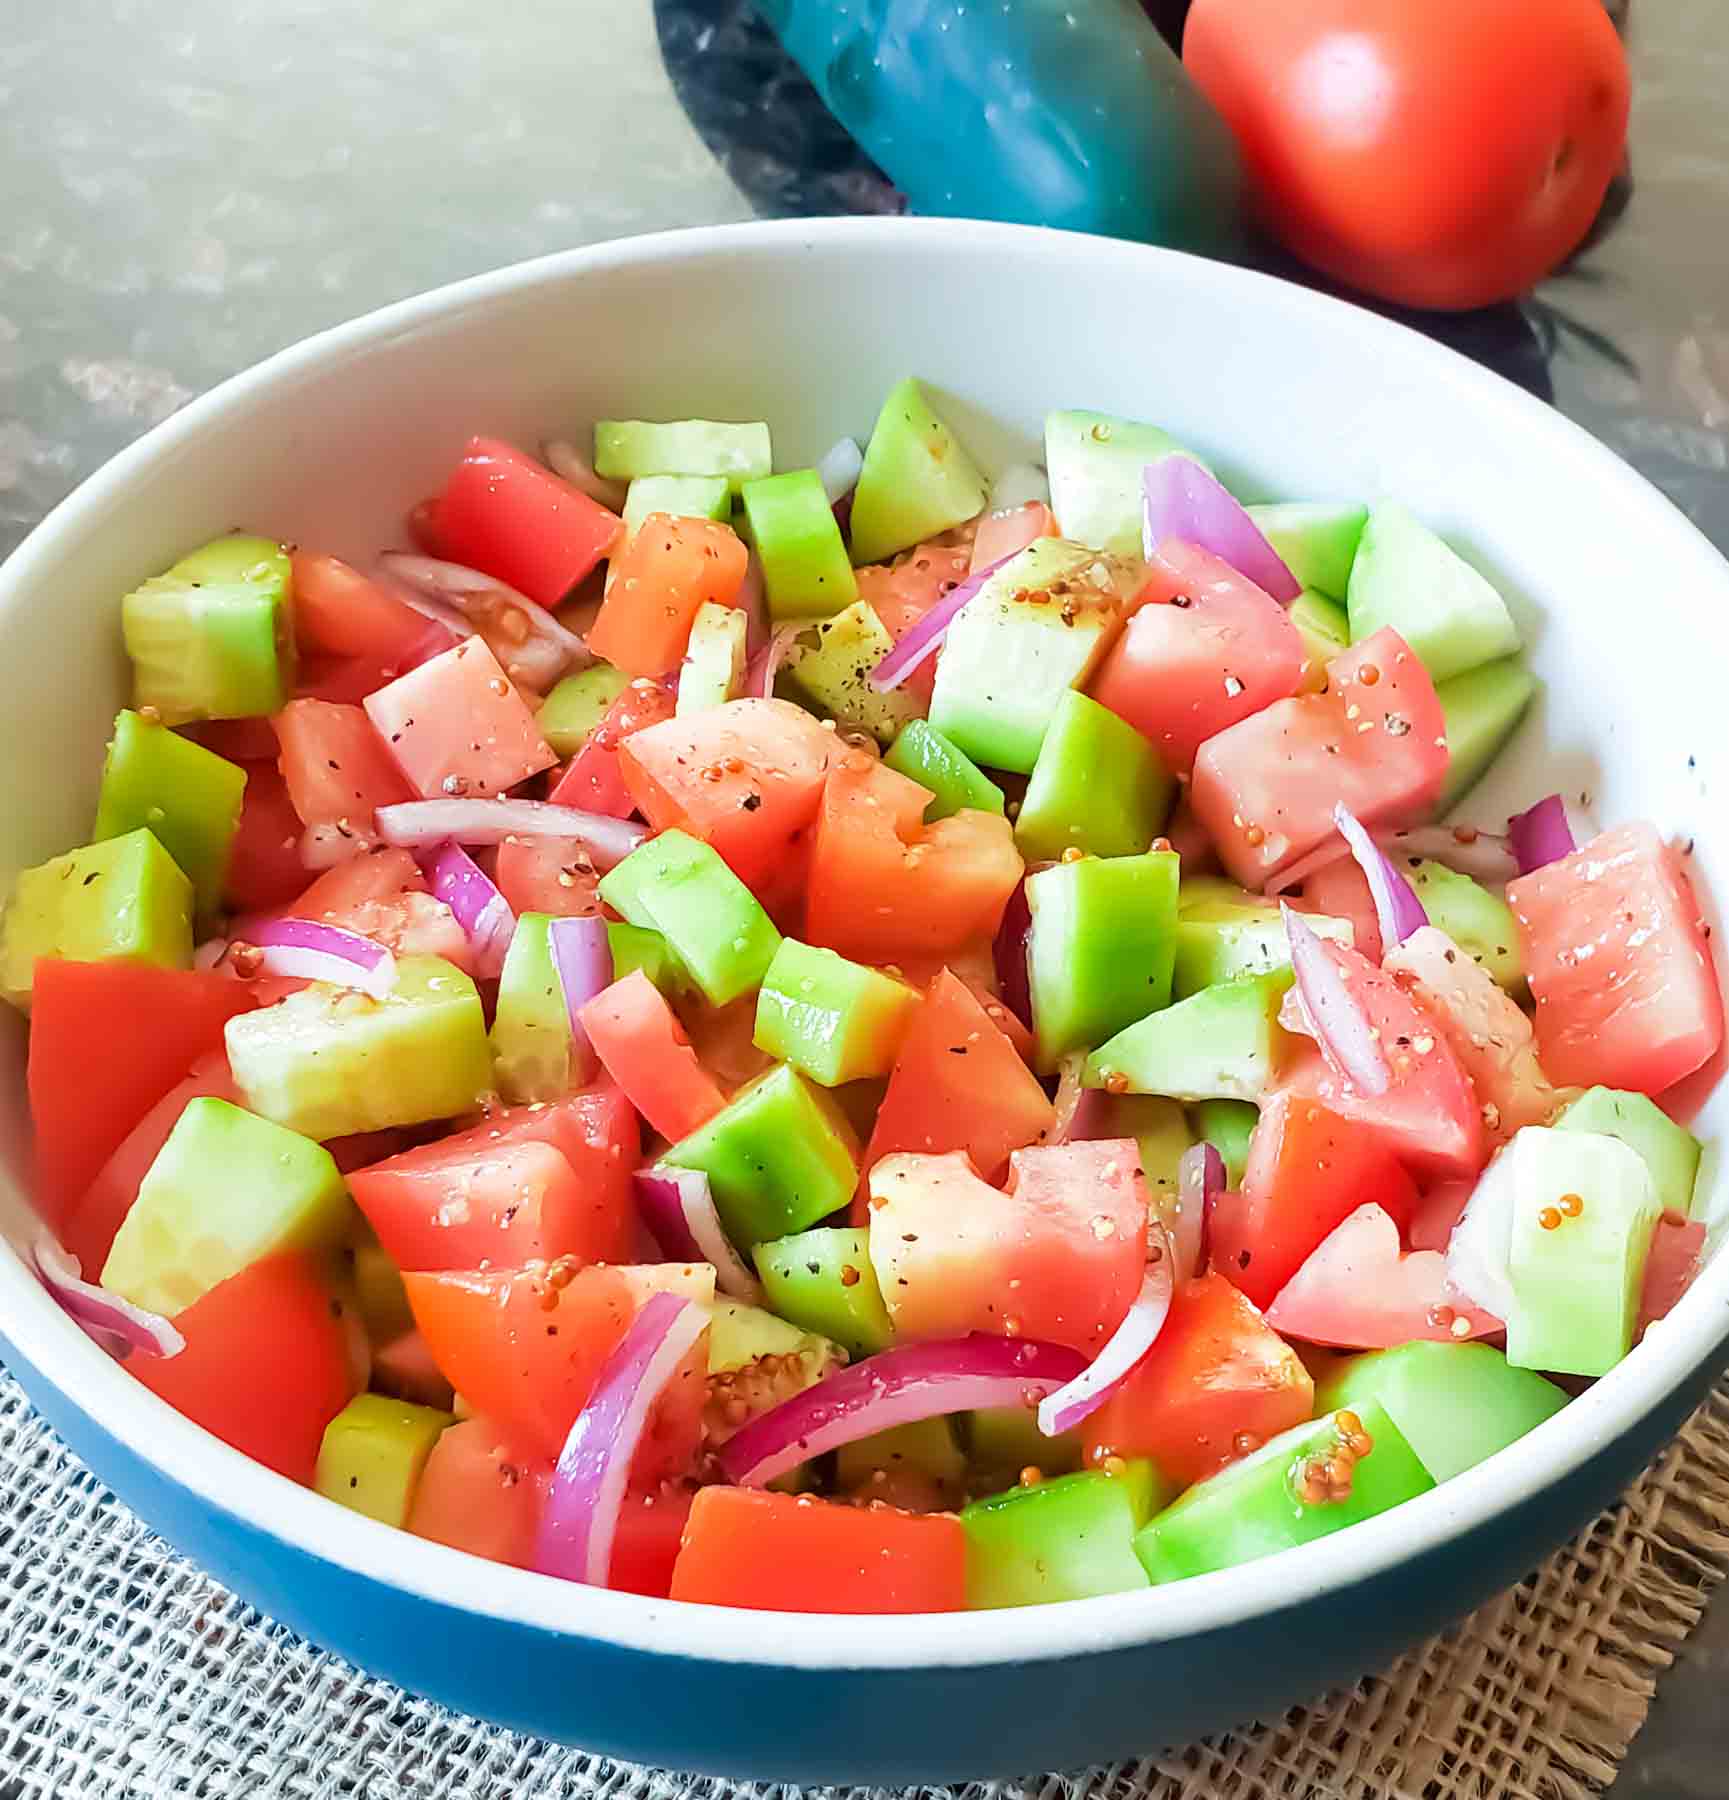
[848,378,988,565]
[315,1393,453,1527]
[621,473,732,538]
[1189,1098,1258,1188]
[753,938,921,1087]
[1015,691,1175,862]
[677,601,749,716]
[1045,409,1193,556]
[753,1225,893,1359]
[1553,1086,1702,1219]
[1288,587,1350,679]
[743,467,859,619]
[966,1406,1083,1484]
[1403,860,1523,990]
[491,913,579,1104]
[605,921,684,996]
[1172,888,1352,998]
[1434,655,1537,815]
[592,419,771,495]
[784,600,922,743]
[1245,502,1367,600]
[537,664,628,757]
[882,720,1005,822]
[1085,970,1291,1103]
[837,1418,967,1508]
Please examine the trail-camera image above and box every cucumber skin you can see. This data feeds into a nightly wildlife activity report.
[758,0,1244,253]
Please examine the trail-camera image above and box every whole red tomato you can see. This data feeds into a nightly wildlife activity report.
[1182,0,1631,310]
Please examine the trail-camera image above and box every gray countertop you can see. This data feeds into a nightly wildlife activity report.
[1,1,1725,1791]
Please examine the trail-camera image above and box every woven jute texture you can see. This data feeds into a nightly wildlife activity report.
[4,1365,1729,1800]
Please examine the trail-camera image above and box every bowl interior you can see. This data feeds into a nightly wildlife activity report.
[1,219,1727,1667]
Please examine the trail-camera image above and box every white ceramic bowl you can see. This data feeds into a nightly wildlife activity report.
[2,219,1727,1783]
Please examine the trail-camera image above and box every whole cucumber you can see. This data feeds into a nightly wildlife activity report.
[754,0,1244,252]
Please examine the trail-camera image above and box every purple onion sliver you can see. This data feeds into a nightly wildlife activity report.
[868,553,1015,694]
[422,841,518,979]
[1282,903,1390,1097]
[1142,457,1301,602]
[1374,826,1518,886]
[640,1165,762,1304]
[1507,794,1577,876]
[992,880,1034,1029]
[375,799,647,869]
[1175,1141,1226,1279]
[1334,802,1428,950]
[1037,1258,1174,1437]
[633,1169,704,1263]
[238,918,398,998]
[548,914,612,1081]
[33,1233,184,1359]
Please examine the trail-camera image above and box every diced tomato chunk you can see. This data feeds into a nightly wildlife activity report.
[131,1255,358,1485]
[256,847,473,970]
[1210,1092,1418,1311]
[888,938,1037,1065]
[225,760,312,912]
[579,970,729,1145]
[365,639,555,800]
[858,969,1055,1209]
[969,502,1059,574]
[478,1085,643,1194]
[415,436,622,608]
[854,531,976,709]
[670,1487,966,1613]
[493,838,603,919]
[408,1417,551,1568]
[1298,856,1381,963]
[274,698,413,855]
[182,717,279,762]
[868,1141,1149,1353]
[806,757,1023,964]
[620,698,834,902]
[609,1485,696,1598]
[587,514,748,679]
[548,677,677,819]
[289,549,452,668]
[1639,1214,1707,1334]
[1508,822,1723,1096]
[28,961,257,1224]
[1089,541,1306,775]
[1190,628,1447,889]
[372,1330,457,1410]
[1082,1271,1315,1488]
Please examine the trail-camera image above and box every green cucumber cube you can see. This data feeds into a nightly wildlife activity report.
[1553,1087,1702,1219]
[1244,502,1367,600]
[593,419,771,496]
[882,721,1005,822]
[121,533,293,723]
[966,1406,1083,1482]
[1173,899,1352,998]
[621,472,732,538]
[836,1417,966,1507]
[1189,1098,1259,1189]
[1434,655,1536,815]
[536,664,628,757]
[677,600,749,716]
[663,1063,858,1251]
[848,378,988,565]
[1504,1128,1660,1377]
[784,600,922,743]
[1086,970,1290,1103]
[963,1461,1169,1607]
[1135,1400,1434,1582]
[314,1393,453,1527]
[225,955,492,1140]
[754,938,921,1087]
[1315,1341,1565,1483]
[598,828,780,1008]
[93,709,246,923]
[1027,850,1180,1072]
[492,913,578,1104]
[1403,860,1523,990]
[0,828,193,1012]
[743,467,860,620]
[753,1224,894,1359]
[708,1298,844,1377]
[1347,502,1520,684]
[101,1096,350,1316]
[1044,409,1193,557]
[1093,1093,1194,1204]
[352,1237,414,1343]
[605,921,682,995]
[1015,691,1174,862]
[1288,588,1350,675]
[928,538,1137,773]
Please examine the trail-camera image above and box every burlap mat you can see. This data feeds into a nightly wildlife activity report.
[3,1363,1729,1800]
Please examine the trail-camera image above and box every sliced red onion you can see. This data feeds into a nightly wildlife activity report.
[1174,1141,1225,1279]
[1335,803,1428,951]
[1374,827,1518,886]
[376,799,646,870]
[745,621,809,701]
[737,552,769,660]
[377,575,479,645]
[1282,903,1389,1096]
[1051,1053,1110,1145]
[535,1292,708,1588]
[1142,457,1301,602]
[300,822,373,871]
[549,913,611,1083]
[233,917,397,999]
[419,841,516,979]
[868,553,1013,693]
[33,1232,184,1359]
[1263,836,1351,898]
[992,879,1034,1028]
[633,1167,762,1304]
[541,439,629,512]
[1507,794,1577,876]
[1037,1257,1174,1437]
[815,437,864,505]
[379,553,590,688]
[718,1334,1087,1487]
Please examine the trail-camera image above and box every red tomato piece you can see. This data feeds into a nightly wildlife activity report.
[858,970,1055,1210]
[1407,1178,1474,1254]
[1298,856,1381,964]
[27,962,256,1225]
[868,1141,1149,1354]
[365,639,556,800]
[1082,1271,1314,1488]
[1210,1092,1418,1311]
[1639,1214,1707,1335]
[1278,934,1486,1179]
[371,1329,457,1410]
[181,717,280,762]
[478,1085,643,1197]
[548,677,678,819]
[130,1255,358,1485]
[1265,1203,1501,1349]
[854,531,976,709]
[676,993,777,1094]
[1089,541,1305,775]
[969,502,1059,574]
[806,757,1023,964]
[1508,822,1723,1096]
[669,1487,966,1614]
[274,698,413,856]
[1163,790,1221,878]
[493,838,603,919]
[294,654,407,708]
[609,1484,696,1598]
[620,698,834,902]
[579,971,729,1145]
[289,549,452,668]
[225,760,313,913]
[349,1134,636,1274]
[408,1416,551,1568]
[586,514,748,679]
[416,436,622,608]
[889,938,1037,1066]
[403,1262,712,1465]
[1189,628,1446,890]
